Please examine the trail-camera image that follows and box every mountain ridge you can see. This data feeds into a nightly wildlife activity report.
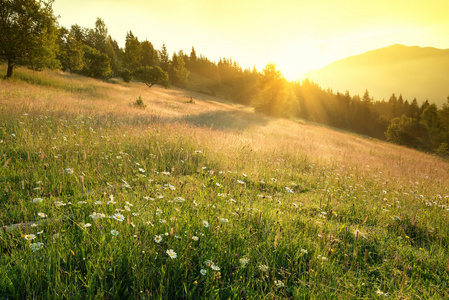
[305,44,449,106]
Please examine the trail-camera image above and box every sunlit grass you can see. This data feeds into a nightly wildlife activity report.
[1,67,448,298]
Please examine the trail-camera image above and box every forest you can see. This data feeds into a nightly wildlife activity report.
[1,1,448,156]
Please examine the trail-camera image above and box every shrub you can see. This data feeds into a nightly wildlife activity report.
[133,95,146,108]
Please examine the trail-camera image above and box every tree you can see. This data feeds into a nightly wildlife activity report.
[123,31,142,71]
[0,0,58,78]
[141,40,158,67]
[133,66,169,88]
[82,45,111,79]
[252,63,295,117]
[159,43,170,72]
[170,52,189,87]
[385,115,425,148]
[57,26,84,73]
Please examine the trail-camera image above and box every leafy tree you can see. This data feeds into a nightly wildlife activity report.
[82,45,111,79]
[385,115,425,148]
[0,0,59,78]
[133,66,169,88]
[123,31,142,71]
[57,27,84,73]
[92,18,108,53]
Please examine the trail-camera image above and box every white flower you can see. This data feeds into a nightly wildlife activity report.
[94,201,103,205]
[112,213,125,222]
[30,242,44,252]
[215,183,221,187]
[89,212,106,219]
[376,289,388,297]
[156,208,163,215]
[200,269,207,276]
[211,265,220,271]
[236,180,245,185]
[65,168,74,174]
[258,264,269,272]
[166,249,177,259]
[37,212,47,218]
[24,234,36,240]
[83,223,92,228]
[110,230,119,236]
[154,235,163,243]
[300,249,308,254]
[139,168,145,173]
[220,218,229,223]
[239,258,249,267]
[202,220,209,228]
[32,198,43,203]
[192,236,199,241]
[274,279,285,288]
[124,205,131,211]
[37,230,44,235]
[173,197,185,203]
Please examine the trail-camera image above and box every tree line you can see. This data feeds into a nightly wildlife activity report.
[1,0,448,156]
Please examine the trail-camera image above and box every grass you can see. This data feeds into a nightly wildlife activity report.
[1,66,449,299]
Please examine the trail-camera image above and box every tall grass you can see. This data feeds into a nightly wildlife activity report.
[0,67,448,299]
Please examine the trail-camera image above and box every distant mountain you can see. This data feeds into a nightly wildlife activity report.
[305,44,449,107]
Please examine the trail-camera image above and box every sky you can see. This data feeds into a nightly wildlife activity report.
[52,0,449,81]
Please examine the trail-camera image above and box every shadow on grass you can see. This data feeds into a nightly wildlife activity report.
[179,110,271,132]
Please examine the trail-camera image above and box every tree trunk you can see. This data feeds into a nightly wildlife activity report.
[6,59,14,78]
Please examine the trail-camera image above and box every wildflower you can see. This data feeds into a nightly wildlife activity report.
[156,208,163,215]
[112,213,125,222]
[167,184,175,190]
[110,230,119,236]
[202,220,209,228]
[37,212,47,218]
[154,235,163,243]
[285,187,294,194]
[211,265,220,271]
[32,198,43,203]
[317,255,328,261]
[83,223,92,228]
[107,200,116,205]
[192,236,199,241]
[173,197,185,203]
[89,212,106,219]
[200,269,207,276]
[124,205,131,211]
[30,242,44,252]
[258,265,269,272]
[220,218,229,223]
[215,183,221,187]
[204,259,213,266]
[166,249,177,259]
[37,230,44,235]
[24,234,36,240]
[65,168,74,174]
[94,201,103,205]
[274,279,285,288]
[161,171,170,176]
[376,289,388,297]
[239,258,249,267]
[236,180,245,185]
[139,168,145,173]
[300,249,308,254]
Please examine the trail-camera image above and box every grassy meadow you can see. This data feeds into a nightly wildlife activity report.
[1,67,449,299]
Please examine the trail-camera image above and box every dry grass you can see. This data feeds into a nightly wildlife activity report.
[2,66,448,193]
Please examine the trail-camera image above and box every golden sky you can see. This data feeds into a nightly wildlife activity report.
[53,0,449,80]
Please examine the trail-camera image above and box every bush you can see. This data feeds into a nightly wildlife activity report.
[120,69,132,83]
[133,95,146,108]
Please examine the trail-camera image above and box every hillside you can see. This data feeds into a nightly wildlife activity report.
[1,68,449,298]
[306,44,449,106]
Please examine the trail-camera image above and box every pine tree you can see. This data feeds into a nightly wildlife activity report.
[159,43,170,73]
[123,31,142,71]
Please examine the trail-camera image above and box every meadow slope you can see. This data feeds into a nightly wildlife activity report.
[1,68,448,299]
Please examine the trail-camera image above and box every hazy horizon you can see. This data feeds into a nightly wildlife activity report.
[53,0,449,80]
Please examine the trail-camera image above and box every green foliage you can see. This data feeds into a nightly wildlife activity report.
[82,45,111,79]
[133,66,169,88]
[0,0,59,77]
[385,115,425,148]
[170,52,189,87]
[133,95,146,108]
[57,27,85,73]
[119,68,132,83]
[141,40,158,67]
[123,31,142,71]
